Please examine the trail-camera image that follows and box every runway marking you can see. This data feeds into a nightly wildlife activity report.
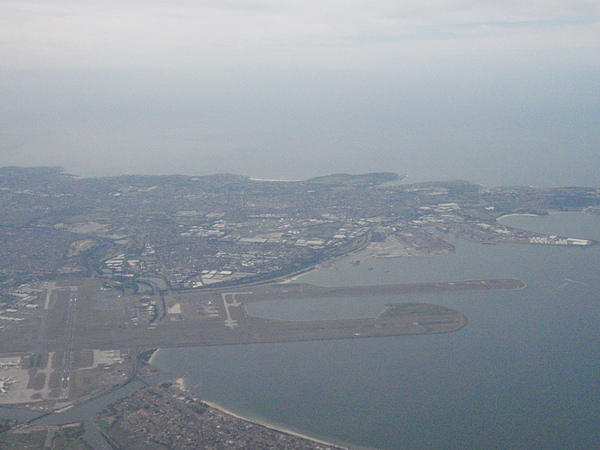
[43,282,57,310]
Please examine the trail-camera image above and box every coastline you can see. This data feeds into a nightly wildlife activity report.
[281,268,316,283]
[249,178,301,182]
[497,211,589,221]
[147,348,160,365]
[146,354,349,447]
[200,399,349,449]
[496,213,540,220]
[285,239,410,284]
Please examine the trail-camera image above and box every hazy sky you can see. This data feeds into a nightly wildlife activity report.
[1,1,599,185]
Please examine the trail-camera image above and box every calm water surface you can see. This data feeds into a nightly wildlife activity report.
[143,213,600,448]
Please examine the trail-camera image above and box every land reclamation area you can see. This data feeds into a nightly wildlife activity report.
[0,277,524,408]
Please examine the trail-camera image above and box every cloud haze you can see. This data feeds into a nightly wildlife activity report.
[1,1,599,185]
[3,1,599,67]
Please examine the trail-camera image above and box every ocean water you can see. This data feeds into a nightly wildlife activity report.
[153,213,600,449]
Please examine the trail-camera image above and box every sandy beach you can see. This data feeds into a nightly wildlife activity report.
[201,399,348,449]
[496,213,541,220]
[146,362,349,448]
[147,348,160,365]
[281,268,316,283]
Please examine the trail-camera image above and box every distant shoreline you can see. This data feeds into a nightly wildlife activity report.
[249,177,301,182]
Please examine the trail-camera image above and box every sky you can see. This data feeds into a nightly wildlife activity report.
[1,1,599,186]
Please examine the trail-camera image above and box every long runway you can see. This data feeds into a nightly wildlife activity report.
[57,278,523,350]
[0,278,525,354]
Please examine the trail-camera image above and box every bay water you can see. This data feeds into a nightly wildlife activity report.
[153,212,600,449]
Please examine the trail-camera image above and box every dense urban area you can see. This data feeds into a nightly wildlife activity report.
[0,167,598,448]
[95,382,344,449]
[0,167,597,292]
